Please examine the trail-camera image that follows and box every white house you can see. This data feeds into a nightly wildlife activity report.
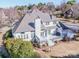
[12,9,63,46]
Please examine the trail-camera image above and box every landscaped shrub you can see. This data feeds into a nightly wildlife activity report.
[5,39,39,58]
[5,30,13,40]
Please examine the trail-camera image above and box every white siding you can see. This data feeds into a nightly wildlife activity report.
[35,18,41,38]
[13,31,34,41]
[43,22,56,27]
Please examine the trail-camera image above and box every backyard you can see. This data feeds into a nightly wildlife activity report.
[35,40,79,58]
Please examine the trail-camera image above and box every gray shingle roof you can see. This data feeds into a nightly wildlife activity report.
[14,9,57,33]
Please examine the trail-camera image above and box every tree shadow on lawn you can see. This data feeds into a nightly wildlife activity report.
[0,44,9,58]
[0,38,9,58]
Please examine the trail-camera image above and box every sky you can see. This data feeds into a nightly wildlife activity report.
[0,0,79,8]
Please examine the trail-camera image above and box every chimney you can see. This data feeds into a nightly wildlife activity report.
[50,14,52,19]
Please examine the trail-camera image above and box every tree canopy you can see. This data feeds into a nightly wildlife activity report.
[15,5,27,10]
[67,0,76,5]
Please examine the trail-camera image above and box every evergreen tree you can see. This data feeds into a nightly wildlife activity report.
[67,0,76,5]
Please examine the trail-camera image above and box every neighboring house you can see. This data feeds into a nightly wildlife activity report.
[64,8,73,18]
[53,11,63,18]
[12,9,76,46]
[63,4,79,19]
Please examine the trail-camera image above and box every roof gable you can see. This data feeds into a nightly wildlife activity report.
[14,9,57,33]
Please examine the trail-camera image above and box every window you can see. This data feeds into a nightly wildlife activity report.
[41,32,44,37]
[21,34,23,39]
[48,30,51,35]
[18,35,20,38]
[21,32,25,34]
[31,32,34,39]
[24,35,26,39]
[26,34,28,39]
[46,22,49,25]
[20,32,25,39]
[45,30,47,36]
